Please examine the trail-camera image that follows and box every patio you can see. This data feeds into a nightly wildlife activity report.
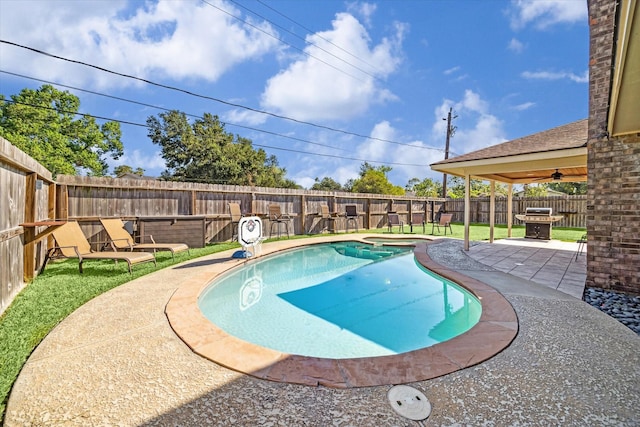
[4,236,639,426]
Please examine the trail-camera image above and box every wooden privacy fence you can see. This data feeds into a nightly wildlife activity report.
[0,137,56,315]
[54,175,446,248]
[445,196,587,229]
[1,140,588,314]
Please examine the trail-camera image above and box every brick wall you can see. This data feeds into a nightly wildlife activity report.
[587,0,640,294]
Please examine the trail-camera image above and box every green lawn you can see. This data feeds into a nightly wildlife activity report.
[0,223,585,419]
[380,222,586,243]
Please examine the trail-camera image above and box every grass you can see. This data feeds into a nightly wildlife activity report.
[0,223,585,419]
[378,222,586,243]
[0,242,238,419]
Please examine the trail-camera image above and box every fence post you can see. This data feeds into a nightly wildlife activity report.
[23,173,37,282]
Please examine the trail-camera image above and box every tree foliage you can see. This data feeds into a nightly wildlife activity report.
[548,181,587,195]
[114,165,145,178]
[147,111,299,187]
[0,85,123,177]
[447,176,509,199]
[522,183,549,197]
[406,177,442,197]
[310,177,344,191]
[349,162,404,195]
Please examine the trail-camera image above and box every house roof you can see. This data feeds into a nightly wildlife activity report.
[430,119,588,184]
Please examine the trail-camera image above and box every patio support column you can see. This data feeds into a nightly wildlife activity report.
[464,172,471,251]
[489,180,495,243]
[507,183,513,237]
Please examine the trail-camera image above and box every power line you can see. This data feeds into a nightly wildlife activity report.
[200,0,367,83]
[254,0,383,76]
[0,69,353,154]
[0,39,445,153]
[225,0,382,81]
[3,99,432,168]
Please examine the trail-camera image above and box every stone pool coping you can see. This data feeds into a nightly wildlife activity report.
[165,236,518,388]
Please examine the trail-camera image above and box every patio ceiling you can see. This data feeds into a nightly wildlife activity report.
[430,119,588,185]
[608,0,640,137]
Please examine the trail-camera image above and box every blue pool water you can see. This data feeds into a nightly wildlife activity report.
[198,242,482,359]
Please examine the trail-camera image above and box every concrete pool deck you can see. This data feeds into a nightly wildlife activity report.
[5,236,640,426]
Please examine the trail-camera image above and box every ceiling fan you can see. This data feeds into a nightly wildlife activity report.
[533,169,585,182]
[551,169,564,180]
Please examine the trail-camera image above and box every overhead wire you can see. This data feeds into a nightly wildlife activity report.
[0,70,354,154]
[253,0,384,76]
[0,39,445,153]
[200,0,367,83]
[224,0,382,82]
[3,99,432,168]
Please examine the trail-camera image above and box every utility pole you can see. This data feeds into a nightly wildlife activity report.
[442,107,457,198]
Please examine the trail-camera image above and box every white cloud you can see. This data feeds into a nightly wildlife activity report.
[108,148,166,176]
[223,109,268,126]
[431,91,506,157]
[509,0,587,30]
[357,120,395,161]
[0,0,280,89]
[513,101,536,111]
[522,70,589,83]
[444,66,461,75]
[347,2,378,28]
[260,11,405,122]
[508,38,524,53]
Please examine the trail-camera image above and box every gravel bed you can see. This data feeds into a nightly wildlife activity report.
[583,287,640,335]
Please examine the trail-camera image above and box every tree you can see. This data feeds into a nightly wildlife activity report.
[114,165,145,178]
[0,85,123,177]
[349,162,404,195]
[522,183,549,197]
[311,177,344,191]
[406,177,442,197]
[147,111,297,187]
[447,176,508,199]
[548,181,587,195]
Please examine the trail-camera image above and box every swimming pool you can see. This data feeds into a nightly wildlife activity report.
[166,235,518,387]
[198,242,482,359]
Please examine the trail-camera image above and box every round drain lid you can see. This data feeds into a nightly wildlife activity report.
[387,385,431,421]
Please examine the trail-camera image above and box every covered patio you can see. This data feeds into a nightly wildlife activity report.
[430,118,588,250]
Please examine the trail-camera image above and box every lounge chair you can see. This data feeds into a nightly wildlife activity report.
[432,213,453,235]
[228,202,243,241]
[387,213,404,233]
[42,221,156,273]
[345,205,358,233]
[100,218,190,260]
[268,204,292,238]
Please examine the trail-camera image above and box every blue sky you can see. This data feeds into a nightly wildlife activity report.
[0,0,589,188]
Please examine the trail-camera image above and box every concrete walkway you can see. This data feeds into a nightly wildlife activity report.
[5,237,639,426]
[467,238,587,298]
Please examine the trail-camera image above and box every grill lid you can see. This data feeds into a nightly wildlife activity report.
[525,207,552,216]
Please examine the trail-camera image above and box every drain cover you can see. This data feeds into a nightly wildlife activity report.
[387,385,431,421]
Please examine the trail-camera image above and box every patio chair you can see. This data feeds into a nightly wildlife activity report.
[100,218,190,260]
[42,221,156,274]
[410,212,426,233]
[432,213,453,235]
[575,233,587,261]
[268,204,292,238]
[387,212,404,233]
[319,205,336,233]
[228,202,243,241]
[345,204,358,233]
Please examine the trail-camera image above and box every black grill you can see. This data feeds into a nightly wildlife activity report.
[515,208,563,240]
